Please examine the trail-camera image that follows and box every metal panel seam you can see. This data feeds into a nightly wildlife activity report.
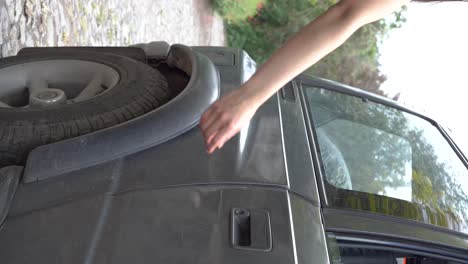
[277,92,291,188]
[287,192,299,264]
[84,159,123,264]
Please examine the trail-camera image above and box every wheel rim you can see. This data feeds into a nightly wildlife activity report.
[0,59,120,108]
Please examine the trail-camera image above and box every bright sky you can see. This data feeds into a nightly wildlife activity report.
[379,2,468,154]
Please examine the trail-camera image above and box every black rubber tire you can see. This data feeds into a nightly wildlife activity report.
[0,51,170,166]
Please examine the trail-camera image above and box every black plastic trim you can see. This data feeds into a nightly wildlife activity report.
[281,82,296,101]
[324,208,468,239]
[323,208,468,256]
[297,81,328,207]
[330,231,468,262]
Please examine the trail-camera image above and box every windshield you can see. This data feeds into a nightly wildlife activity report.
[304,86,468,233]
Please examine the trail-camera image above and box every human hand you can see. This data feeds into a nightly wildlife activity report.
[200,87,261,154]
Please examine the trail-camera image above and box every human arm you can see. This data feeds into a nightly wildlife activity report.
[200,0,409,154]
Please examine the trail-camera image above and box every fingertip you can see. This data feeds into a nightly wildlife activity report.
[207,146,215,154]
[206,133,216,146]
[206,141,215,154]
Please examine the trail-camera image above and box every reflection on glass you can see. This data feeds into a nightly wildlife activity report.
[305,87,468,232]
[317,120,413,202]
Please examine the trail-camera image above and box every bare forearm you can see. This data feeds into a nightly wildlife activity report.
[241,0,407,105]
[200,0,409,153]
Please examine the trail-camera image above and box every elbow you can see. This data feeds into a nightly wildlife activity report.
[334,0,369,28]
[335,0,409,27]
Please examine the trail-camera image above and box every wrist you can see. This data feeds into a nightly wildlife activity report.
[240,79,276,108]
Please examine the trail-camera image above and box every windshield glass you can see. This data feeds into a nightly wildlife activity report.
[304,86,468,233]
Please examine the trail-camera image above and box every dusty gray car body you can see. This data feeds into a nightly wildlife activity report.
[0,44,467,263]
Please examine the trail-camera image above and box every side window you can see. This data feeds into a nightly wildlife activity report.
[304,87,468,232]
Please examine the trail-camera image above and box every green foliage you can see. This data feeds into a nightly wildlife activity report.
[308,21,388,95]
[214,0,407,95]
[211,0,263,22]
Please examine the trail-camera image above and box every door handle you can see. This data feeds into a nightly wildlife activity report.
[231,208,272,251]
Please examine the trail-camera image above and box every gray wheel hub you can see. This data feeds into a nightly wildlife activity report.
[30,89,67,107]
[0,59,120,108]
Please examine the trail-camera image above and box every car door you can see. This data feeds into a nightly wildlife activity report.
[297,75,468,263]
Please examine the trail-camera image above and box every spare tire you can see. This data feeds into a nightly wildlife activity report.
[0,51,170,166]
